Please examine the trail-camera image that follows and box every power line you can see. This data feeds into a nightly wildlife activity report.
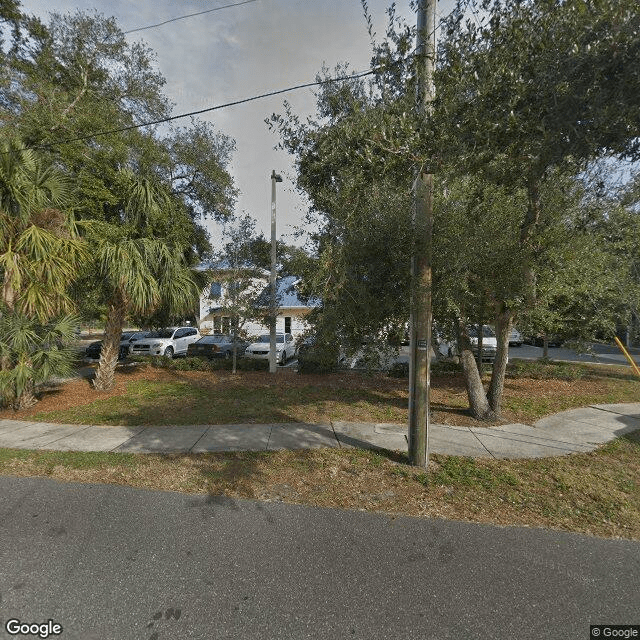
[123,0,260,35]
[30,69,376,152]
[25,9,452,154]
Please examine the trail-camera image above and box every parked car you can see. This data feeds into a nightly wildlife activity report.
[85,331,149,361]
[439,325,500,363]
[508,327,524,347]
[468,325,498,362]
[530,333,563,348]
[186,334,249,360]
[244,333,296,365]
[129,327,201,358]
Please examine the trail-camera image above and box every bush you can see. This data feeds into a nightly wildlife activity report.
[134,355,270,373]
[387,359,461,379]
[298,355,342,375]
[387,362,409,378]
[506,359,586,381]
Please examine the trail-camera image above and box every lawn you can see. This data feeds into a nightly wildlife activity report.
[1,359,637,428]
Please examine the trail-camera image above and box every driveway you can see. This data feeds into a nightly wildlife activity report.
[1,477,637,640]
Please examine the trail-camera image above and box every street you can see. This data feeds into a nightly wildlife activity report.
[1,477,638,639]
[509,342,638,367]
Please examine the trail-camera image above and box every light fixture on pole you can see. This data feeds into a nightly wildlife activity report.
[270,170,283,374]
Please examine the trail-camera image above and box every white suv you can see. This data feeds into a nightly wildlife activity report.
[130,327,201,358]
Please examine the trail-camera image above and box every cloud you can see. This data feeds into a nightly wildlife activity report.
[17,0,453,249]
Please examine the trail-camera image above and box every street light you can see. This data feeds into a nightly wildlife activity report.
[270,170,283,374]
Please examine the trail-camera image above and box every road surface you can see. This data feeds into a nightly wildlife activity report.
[1,477,637,639]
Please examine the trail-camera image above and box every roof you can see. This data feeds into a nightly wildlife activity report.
[257,276,320,309]
[196,259,268,275]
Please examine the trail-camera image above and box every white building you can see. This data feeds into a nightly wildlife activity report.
[198,271,320,339]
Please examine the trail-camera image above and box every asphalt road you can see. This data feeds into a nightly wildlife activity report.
[1,477,638,640]
[509,342,638,367]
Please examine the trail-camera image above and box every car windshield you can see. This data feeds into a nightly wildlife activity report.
[469,326,495,338]
[198,335,228,344]
[146,329,174,339]
[256,334,284,343]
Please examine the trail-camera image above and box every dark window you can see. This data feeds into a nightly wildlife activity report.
[209,282,222,299]
[285,317,292,334]
[174,329,186,338]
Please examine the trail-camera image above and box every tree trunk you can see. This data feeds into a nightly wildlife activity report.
[521,177,542,310]
[457,319,494,421]
[487,308,512,415]
[232,316,238,375]
[476,322,484,372]
[14,379,37,409]
[543,336,549,359]
[1,259,17,372]
[93,289,128,391]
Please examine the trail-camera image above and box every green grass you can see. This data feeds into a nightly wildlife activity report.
[507,358,638,382]
[427,456,520,489]
[31,378,409,426]
[0,448,140,470]
[17,360,640,428]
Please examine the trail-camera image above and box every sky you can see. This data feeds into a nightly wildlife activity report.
[17,0,455,251]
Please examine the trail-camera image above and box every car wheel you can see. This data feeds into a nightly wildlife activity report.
[164,346,174,359]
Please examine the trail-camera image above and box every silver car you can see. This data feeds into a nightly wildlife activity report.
[129,327,201,358]
[508,327,524,347]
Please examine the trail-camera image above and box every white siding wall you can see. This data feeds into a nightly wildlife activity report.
[242,312,310,339]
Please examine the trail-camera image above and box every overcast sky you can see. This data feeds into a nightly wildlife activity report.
[17,0,455,250]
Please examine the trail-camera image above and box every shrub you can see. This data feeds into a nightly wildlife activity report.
[507,359,586,381]
[135,355,270,373]
[387,359,461,379]
[387,362,409,378]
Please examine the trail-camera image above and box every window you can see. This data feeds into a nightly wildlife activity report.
[209,282,222,299]
[284,317,291,334]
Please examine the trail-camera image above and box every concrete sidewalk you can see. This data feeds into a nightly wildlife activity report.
[0,403,638,459]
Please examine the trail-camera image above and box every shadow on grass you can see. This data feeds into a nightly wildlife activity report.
[27,366,415,427]
[621,429,640,445]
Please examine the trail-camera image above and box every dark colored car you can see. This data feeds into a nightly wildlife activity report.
[530,334,563,348]
[186,334,249,360]
[84,331,149,361]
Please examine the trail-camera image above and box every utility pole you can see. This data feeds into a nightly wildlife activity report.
[408,0,437,468]
[269,170,282,374]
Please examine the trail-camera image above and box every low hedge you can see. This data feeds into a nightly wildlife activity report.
[129,355,269,372]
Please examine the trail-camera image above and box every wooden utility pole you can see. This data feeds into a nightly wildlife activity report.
[408,0,437,467]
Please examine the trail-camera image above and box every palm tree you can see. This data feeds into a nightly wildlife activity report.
[90,172,202,391]
[0,136,87,408]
